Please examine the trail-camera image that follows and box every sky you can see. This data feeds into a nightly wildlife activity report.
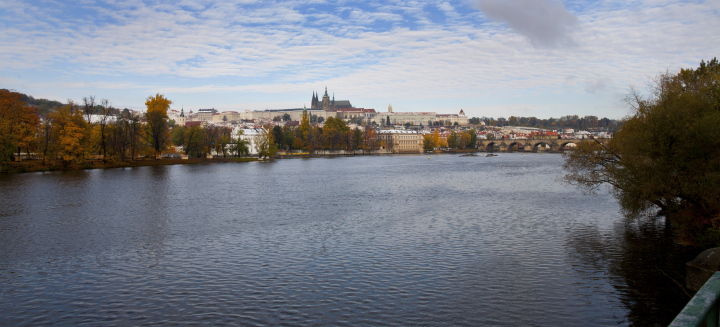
[1,0,719,119]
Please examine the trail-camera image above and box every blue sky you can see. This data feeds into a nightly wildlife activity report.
[1,0,719,119]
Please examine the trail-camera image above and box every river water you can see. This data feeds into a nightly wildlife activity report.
[0,154,700,326]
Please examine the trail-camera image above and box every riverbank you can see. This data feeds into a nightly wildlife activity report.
[2,148,552,173]
[1,157,259,173]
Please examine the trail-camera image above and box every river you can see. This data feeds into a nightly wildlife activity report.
[0,154,700,326]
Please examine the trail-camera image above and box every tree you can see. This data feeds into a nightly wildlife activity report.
[145,93,172,158]
[563,58,720,246]
[0,89,40,164]
[256,125,277,159]
[447,130,459,149]
[232,129,250,156]
[183,125,206,157]
[97,99,111,160]
[82,95,95,123]
[458,131,469,149]
[296,108,311,150]
[363,127,378,152]
[467,129,478,148]
[282,113,291,122]
[423,134,434,151]
[50,102,89,165]
[433,130,440,149]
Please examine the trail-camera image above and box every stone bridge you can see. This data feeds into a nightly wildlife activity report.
[476,138,608,153]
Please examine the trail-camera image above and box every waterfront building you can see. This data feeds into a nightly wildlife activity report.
[376,130,424,153]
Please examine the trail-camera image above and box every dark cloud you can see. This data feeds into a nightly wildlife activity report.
[473,0,578,48]
[584,78,609,94]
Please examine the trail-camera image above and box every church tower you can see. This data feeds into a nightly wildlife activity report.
[311,91,319,110]
[177,107,186,126]
[322,87,331,111]
[388,104,393,113]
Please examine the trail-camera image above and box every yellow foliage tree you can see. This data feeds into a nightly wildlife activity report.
[145,93,172,157]
[50,103,89,165]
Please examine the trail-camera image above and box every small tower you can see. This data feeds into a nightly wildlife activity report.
[177,107,186,126]
[388,104,393,113]
[459,109,465,116]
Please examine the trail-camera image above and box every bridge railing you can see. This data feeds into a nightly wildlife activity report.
[670,271,720,327]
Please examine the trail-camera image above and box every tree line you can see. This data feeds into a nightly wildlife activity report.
[469,115,622,132]
[0,91,178,168]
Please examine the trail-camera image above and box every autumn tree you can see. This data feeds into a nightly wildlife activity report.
[467,129,478,148]
[563,58,720,246]
[296,108,311,150]
[423,134,434,151]
[447,130,459,149]
[0,90,40,164]
[458,131,469,149]
[433,130,440,149]
[256,125,277,159]
[50,102,89,165]
[145,93,172,158]
[362,126,378,153]
[322,117,350,150]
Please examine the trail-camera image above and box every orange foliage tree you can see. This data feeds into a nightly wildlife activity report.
[0,89,39,164]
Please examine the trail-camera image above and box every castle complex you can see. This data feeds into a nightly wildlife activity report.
[311,87,353,111]
[170,88,467,126]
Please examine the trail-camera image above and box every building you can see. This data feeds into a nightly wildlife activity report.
[335,108,377,123]
[376,130,423,154]
[195,108,217,122]
[369,106,468,126]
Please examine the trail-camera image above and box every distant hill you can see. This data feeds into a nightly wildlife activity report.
[1,89,65,115]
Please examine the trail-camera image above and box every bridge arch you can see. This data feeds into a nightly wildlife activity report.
[558,141,578,151]
[485,142,500,152]
[531,141,552,152]
[507,141,524,152]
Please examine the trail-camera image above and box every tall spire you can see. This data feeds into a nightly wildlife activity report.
[324,87,328,97]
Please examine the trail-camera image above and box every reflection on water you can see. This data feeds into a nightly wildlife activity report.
[0,154,700,325]
[566,217,702,326]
